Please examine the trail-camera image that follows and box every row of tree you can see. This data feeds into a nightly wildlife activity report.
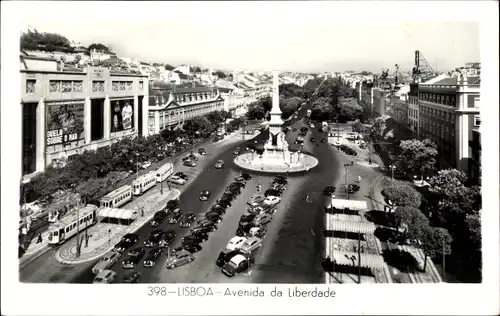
[21,110,240,205]
[366,112,482,282]
[245,83,309,121]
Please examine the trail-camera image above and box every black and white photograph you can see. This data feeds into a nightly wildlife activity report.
[1,1,498,315]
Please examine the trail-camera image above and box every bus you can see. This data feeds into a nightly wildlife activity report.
[132,171,157,196]
[47,204,98,245]
[99,185,133,208]
[156,162,174,183]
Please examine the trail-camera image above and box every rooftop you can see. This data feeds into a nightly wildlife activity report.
[151,82,212,93]
[425,76,481,86]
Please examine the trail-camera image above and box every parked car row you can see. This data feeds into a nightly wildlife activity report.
[218,175,287,277]
[339,144,358,156]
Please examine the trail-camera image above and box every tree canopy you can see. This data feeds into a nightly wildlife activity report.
[21,31,75,53]
[420,226,452,271]
[381,182,422,208]
[394,206,430,241]
[212,71,227,79]
[88,43,112,52]
[396,139,438,177]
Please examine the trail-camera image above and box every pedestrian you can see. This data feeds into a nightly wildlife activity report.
[141,209,144,217]
[353,245,357,252]
[368,158,372,165]
[305,165,310,172]
[37,233,42,244]
[358,176,361,183]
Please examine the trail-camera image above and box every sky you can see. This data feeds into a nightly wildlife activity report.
[16,1,481,73]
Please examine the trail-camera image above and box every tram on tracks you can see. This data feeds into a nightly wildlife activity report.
[47,204,98,245]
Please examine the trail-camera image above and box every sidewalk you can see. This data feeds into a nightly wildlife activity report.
[368,175,443,283]
[54,189,180,265]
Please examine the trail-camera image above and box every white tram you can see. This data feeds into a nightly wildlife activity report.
[132,171,157,196]
[156,162,174,183]
[99,185,133,208]
[47,204,98,245]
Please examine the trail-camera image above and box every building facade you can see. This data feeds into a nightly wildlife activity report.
[147,83,224,135]
[21,66,149,179]
[469,128,481,185]
[418,73,480,173]
[407,83,420,138]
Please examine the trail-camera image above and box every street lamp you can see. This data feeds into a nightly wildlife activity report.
[389,164,396,181]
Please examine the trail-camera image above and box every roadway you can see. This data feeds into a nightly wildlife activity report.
[21,102,349,284]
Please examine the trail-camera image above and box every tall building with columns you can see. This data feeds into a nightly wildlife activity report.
[21,64,149,180]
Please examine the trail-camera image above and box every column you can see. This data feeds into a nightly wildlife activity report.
[36,97,46,172]
[155,111,160,135]
[84,96,91,144]
[103,95,111,139]
[143,94,149,137]
[133,93,139,134]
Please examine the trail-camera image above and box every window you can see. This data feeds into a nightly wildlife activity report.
[49,80,83,93]
[474,115,481,127]
[26,79,36,93]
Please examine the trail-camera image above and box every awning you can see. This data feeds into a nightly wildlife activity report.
[327,213,363,222]
[326,217,376,234]
[98,208,138,220]
[325,198,368,211]
[330,250,385,269]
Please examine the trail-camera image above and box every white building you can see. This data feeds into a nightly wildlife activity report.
[174,64,191,76]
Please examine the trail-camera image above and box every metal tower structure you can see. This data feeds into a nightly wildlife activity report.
[412,50,436,83]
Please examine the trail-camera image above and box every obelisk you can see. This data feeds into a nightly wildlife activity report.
[264,71,288,156]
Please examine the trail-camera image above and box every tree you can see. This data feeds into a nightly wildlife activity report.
[428,169,481,216]
[394,206,430,241]
[88,43,111,52]
[280,96,304,119]
[371,116,386,139]
[420,226,452,272]
[338,97,363,122]
[382,182,422,209]
[164,64,175,71]
[213,71,227,79]
[183,116,212,136]
[396,139,438,181]
[279,83,305,99]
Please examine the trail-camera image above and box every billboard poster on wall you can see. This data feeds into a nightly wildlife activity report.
[46,101,84,146]
[111,99,134,132]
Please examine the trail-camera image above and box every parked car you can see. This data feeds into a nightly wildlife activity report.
[200,190,211,201]
[229,181,245,189]
[166,199,180,211]
[215,160,225,169]
[93,270,116,284]
[252,213,273,226]
[149,211,167,227]
[222,254,252,277]
[217,199,231,209]
[273,176,288,184]
[226,236,247,251]
[122,247,146,268]
[323,185,336,196]
[179,212,197,228]
[236,221,257,237]
[165,250,195,269]
[239,213,256,225]
[181,241,202,253]
[254,204,277,215]
[144,230,164,247]
[240,173,252,180]
[169,175,187,185]
[167,208,183,224]
[183,160,197,167]
[247,226,267,238]
[191,224,216,235]
[271,182,286,191]
[225,187,241,195]
[114,234,139,252]
[264,188,283,197]
[143,248,162,267]
[321,137,327,143]
[198,148,207,155]
[233,149,240,155]
[210,205,226,215]
[234,176,247,184]
[310,137,317,143]
[347,184,360,194]
[183,231,209,244]
[123,271,142,283]
[141,161,152,169]
[174,172,189,180]
[216,249,243,267]
[205,211,223,223]
[158,230,176,247]
[92,250,121,274]
[263,196,281,206]
[247,195,266,207]
[122,234,139,243]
